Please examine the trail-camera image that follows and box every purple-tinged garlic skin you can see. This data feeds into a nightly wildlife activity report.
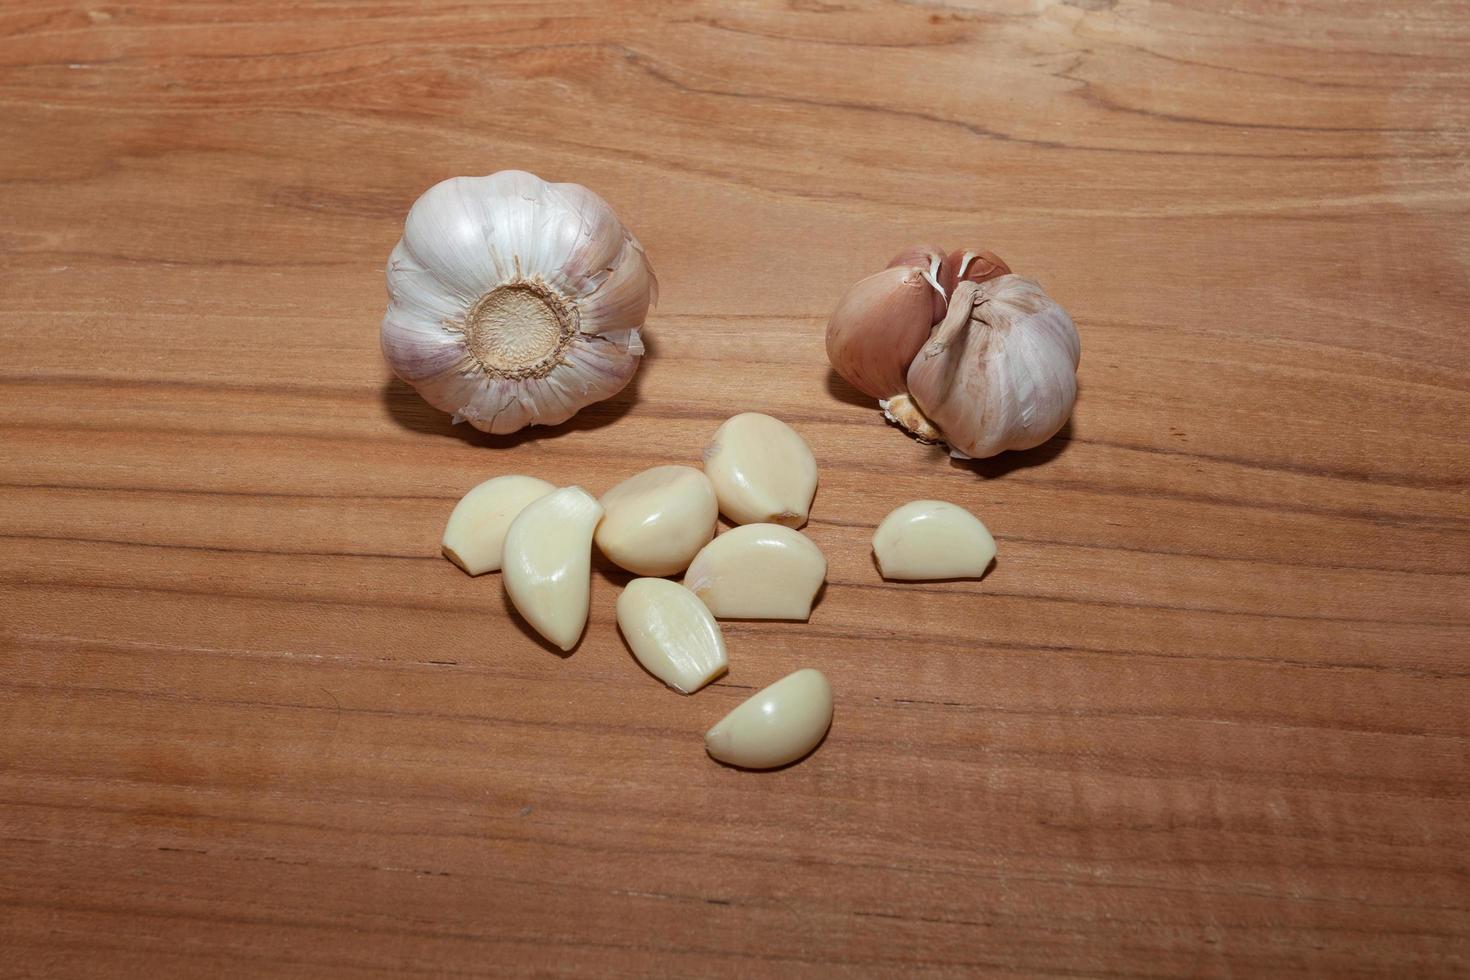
[825,244,1080,461]
[824,266,938,400]
[381,170,656,435]
[905,277,1081,460]
[944,249,1011,293]
[886,243,951,324]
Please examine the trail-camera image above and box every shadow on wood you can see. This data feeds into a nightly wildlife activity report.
[948,418,1075,479]
[823,367,874,410]
[499,587,579,659]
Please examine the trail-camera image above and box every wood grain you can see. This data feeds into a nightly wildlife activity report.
[2,1,1468,976]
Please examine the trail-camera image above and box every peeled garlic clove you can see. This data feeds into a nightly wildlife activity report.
[441,474,557,575]
[886,243,951,324]
[381,170,655,435]
[501,486,604,651]
[705,668,832,769]
[595,465,718,576]
[872,499,996,580]
[683,524,826,620]
[907,277,1080,459]
[824,266,939,400]
[943,248,1011,293]
[702,413,818,528]
[616,578,728,694]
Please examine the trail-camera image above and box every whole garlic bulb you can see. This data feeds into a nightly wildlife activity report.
[901,277,1080,459]
[381,170,656,434]
[826,245,1079,459]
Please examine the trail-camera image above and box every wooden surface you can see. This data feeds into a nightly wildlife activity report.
[2,1,1468,976]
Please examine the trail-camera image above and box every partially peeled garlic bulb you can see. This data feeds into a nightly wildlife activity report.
[826,245,1079,459]
[382,170,656,434]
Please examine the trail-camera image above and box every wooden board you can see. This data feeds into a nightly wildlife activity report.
[2,1,1468,976]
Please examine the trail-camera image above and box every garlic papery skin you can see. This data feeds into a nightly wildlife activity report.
[702,413,818,528]
[442,474,556,575]
[501,486,605,651]
[943,248,1010,293]
[872,500,996,580]
[885,243,950,323]
[616,578,728,694]
[705,669,832,769]
[825,266,940,400]
[906,277,1080,459]
[683,524,827,621]
[381,170,656,434]
[595,465,718,576]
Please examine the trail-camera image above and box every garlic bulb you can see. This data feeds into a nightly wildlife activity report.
[381,170,656,434]
[826,245,1079,459]
[905,277,1080,459]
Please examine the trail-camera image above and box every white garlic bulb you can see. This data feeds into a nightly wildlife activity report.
[903,277,1080,459]
[826,245,1078,460]
[381,170,657,434]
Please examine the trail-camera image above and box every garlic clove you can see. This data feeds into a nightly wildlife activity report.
[705,668,833,769]
[683,524,826,620]
[872,499,996,580]
[824,266,939,400]
[616,578,728,694]
[442,474,557,575]
[886,244,951,324]
[596,465,719,576]
[943,248,1011,293]
[576,234,656,338]
[906,277,1080,459]
[702,413,818,528]
[382,170,655,435]
[501,486,605,651]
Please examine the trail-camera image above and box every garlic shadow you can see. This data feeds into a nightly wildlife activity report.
[948,418,1075,480]
[823,368,875,410]
[808,579,829,615]
[868,547,999,584]
[591,549,636,586]
[378,330,653,446]
[499,588,579,658]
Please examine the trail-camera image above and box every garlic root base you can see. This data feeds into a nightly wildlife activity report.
[879,394,944,444]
